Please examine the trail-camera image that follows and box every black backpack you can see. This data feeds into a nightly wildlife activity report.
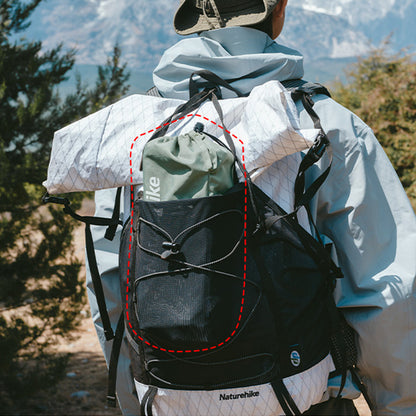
[44,71,372,415]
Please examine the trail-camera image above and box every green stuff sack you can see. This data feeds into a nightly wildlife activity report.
[142,129,235,201]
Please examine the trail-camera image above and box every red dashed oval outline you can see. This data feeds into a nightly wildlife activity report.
[126,113,248,354]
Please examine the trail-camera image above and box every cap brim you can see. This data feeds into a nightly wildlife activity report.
[174,1,269,36]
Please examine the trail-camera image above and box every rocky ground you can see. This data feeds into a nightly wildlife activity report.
[5,198,371,415]
[19,317,122,416]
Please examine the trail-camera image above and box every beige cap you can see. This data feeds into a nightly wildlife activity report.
[174,0,281,35]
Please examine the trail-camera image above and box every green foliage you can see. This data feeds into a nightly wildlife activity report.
[333,44,416,210]
[0,0,130,409]
[62,43,130,121]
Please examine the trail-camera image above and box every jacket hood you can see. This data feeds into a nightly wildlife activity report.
[153,27,304,100]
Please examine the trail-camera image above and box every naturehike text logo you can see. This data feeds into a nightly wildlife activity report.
[145,176,160,201]
[219,391,260,401]
[290,350,301,367]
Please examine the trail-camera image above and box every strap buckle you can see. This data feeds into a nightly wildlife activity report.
[309,132,329,162]
[161,242,181,260]
[42,192,70,206]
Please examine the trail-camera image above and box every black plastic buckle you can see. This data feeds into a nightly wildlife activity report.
[302,92,315,108]
[161,242,181,260]
[42,192,70,206]
[309,132,329,162]
[104,328,115,341]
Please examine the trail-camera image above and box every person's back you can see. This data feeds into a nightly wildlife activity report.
[87,1,416,415]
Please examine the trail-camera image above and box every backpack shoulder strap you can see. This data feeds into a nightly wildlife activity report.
[290,82,331,101]
[286,82,333,213]
[145,80,330,100]
[145,78,330,98]
[280,78,307,89]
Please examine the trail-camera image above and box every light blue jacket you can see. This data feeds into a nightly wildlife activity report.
[88,27,416,415]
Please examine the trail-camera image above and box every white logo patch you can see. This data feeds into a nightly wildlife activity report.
[290,350,301,367]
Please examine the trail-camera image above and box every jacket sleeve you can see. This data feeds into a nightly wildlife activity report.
[299,96,416,415]
[86,187,141,416]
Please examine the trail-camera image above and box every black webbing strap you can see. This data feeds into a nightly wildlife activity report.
[350,367,374,411]
[189,70,245,99]
[300,93,325,130]
[107,311,125,407]
[334,357,348,401]
[105,187,123,240]
[146,78,307,100]
[271,378,301,415]
[85,223,114,340]
[140,386,157,416]
[146,388,157,416]
[210,93,263,232]
[42,189,123,341]
[294,151,332,210]
[304,204,324,246]
[325,294,352,401]
[140,388,152,416]
[292,211,343,281]
[291,83,331,102]
[144,87,215,144]
[189,73,308,98]
[280,379,302,415]
[273,380,294,416]
[291,86,332,211]
[281,79,307,89]
[258,187,343,282]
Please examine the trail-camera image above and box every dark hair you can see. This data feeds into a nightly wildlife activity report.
[247,11,274,38]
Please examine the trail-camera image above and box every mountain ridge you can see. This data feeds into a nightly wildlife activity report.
[24,1,415,80]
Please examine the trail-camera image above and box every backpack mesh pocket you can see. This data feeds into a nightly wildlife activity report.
[133,186,257,350]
